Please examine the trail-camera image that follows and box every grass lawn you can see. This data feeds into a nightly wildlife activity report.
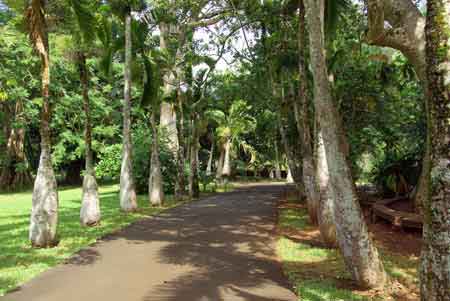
[0,183,232,296]
[277,206,419,301]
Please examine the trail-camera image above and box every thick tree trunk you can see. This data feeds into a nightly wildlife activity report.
[420,1,450,299]
[316,130,337,248]
[189,115,200,199]
[366,0,429,212]
[305,0,387,288]
[149,111,164,206]
[221,139,231,177]
[78,52,100,226]
[206,138,214,176]
[159,22,179,157]
[120,13,137,212]
[298,0,320,222]
[28,0,59,248]
[0,100,32,190]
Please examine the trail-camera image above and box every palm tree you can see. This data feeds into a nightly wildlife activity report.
[67,0,101,226]
[208,100,257,179]
[420,1,450,299]
[108,1,139,211]
[26,0,59,247]
[142,52,165,206]
[304,0,387,288]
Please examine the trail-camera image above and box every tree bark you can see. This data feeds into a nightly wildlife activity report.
[149,111,164,206]
[420,1,450,299]
[120,13,137,212]
[305,0,387,288]
[366,0,429,212]
[27,0,59,248]
[78,52,100,226]
[316,130,337,248]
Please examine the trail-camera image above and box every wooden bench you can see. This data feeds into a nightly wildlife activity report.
[371,197,422,229]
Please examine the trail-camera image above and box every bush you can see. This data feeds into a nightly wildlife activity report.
[95,121,178,194]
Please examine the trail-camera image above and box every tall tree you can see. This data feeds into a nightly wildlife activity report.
[68,0,101,226]
[78,51,101,225]
[297,0,320,224]
[420,0,450,299]
[120,7,138,211]
[304,0,387,288]
[27,0,59,247]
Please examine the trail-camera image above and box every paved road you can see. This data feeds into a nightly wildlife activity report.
[2,184,297,301]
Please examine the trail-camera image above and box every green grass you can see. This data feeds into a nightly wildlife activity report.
[277,208,365,301]
[0,184,190,296]
[277,206,419,301]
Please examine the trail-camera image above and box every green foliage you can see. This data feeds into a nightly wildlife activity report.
[95,120,178,194]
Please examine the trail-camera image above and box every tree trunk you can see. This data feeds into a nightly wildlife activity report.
[206,137,214,176]
[274,141,282,180]
[174,91,186,200]
[78,52,100,226]
[149,111,164,206]
[298,0,320,222]
[286,167,294,183]
[189,115,200,199]
[366,0,429,213]
[0,100,32,190]
[120,13,137,212]
[159,22,179,157]
[222,139,231,177]
[420,1,450,299]
[28,0,59,248]
[305,0,387,288]
[279,118,302,184]
[216,146,225,179]
[316,130,337,248]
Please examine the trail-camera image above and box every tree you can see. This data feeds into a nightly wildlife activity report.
[120,5,138,212]
[210,99,256,179]
[26,0,59,247]
[304,0,387,288]
[142,51,165,206]
[366,0,429,212]
[297,0,320,223]
[420,1,450,299]
[67,0,101,226]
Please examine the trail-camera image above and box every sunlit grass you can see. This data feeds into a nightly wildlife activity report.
[277,207,363,300]
[0,184,193,296]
